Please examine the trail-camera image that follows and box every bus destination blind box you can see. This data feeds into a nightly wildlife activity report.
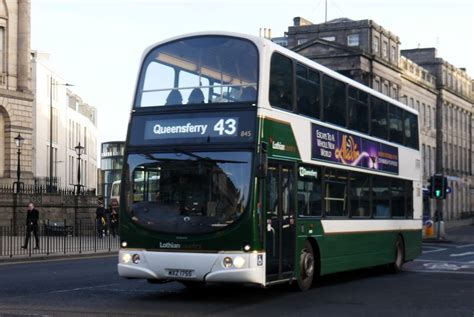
[129,111,256,147]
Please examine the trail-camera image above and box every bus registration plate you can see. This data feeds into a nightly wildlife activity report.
[167,269,195,278]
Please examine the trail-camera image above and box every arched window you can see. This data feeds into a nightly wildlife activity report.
[0,110,4,177]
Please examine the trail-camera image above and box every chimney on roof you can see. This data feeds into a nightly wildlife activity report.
[293,17,313,27]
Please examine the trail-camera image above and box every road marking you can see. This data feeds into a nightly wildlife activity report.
[415,259,474,265]
[408,269,474,275]
[48,283,117,294]
[455,244,474,249]
[422,247,447,254]
[422,262,472,271]
[450,251,474,257]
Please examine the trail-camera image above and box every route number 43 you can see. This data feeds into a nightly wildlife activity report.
[213,119,237,135]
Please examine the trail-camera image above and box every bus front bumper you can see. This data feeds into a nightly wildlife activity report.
[118,249,266,285]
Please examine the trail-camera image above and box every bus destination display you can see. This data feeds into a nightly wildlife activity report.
[129,111,256,146]
[145,117,239,140]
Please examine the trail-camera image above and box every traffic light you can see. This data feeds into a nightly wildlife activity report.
[431,175,447,200]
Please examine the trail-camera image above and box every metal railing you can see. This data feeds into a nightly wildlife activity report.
[0,184,96,195]
[0,220,119,258]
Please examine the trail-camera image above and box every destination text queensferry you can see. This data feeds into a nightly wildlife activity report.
[118,31,422,291]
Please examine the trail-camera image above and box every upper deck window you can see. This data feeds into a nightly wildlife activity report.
[136,36,259,107]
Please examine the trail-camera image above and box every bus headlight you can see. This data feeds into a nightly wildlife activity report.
[223,257,233,268]
[132,254,141,264]
[233,256,245,268]
[121,253,131,264]
[121,241,128,248]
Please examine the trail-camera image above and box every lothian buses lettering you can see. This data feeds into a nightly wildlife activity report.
[299,166,318,178]
[311,123,399,174]
[159,242,181,249]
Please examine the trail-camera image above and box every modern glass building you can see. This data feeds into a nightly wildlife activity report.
[100,141,125,206]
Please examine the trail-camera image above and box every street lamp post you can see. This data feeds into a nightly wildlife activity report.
[12,133,24,234]
[75,142,85,195]
[13,133,25,193]
[48,78,73,192]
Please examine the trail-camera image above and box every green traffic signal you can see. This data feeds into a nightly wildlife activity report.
[430,175,447,200]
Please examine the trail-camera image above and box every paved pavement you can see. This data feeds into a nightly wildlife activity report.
[445,224,474,244]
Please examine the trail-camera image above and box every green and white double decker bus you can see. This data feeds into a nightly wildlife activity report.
[118,32,422,291]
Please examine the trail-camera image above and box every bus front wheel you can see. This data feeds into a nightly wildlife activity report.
[297,240,315,291]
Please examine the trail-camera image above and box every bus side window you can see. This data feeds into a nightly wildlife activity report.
[370,97,388,140]
[372,176,390,218]
[404,111,419,150]
[269,53,294,111]
[296,64,321,120]
[348,86,369,134]
[322,75,346,128]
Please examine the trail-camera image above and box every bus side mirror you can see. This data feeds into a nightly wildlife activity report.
[256,142,268,179]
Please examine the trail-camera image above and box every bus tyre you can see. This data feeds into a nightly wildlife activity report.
[297,240,315,291]
[389,237,404,273]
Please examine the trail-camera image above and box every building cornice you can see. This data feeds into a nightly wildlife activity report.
[0,88,34,102]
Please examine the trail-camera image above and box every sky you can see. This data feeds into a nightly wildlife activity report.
[31,0,474,160]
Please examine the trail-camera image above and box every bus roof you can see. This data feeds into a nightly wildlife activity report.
[139,31,418,116]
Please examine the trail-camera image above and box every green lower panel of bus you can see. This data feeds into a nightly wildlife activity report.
[295,225,422,276]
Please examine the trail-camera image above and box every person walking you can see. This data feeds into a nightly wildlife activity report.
[109,198,119,237]
[96,201,107,238]
[22,202,40,249]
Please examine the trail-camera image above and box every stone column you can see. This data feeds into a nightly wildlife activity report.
[17,0,31,92]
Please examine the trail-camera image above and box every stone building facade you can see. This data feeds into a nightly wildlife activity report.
[31,51,98,190]
[275,17,473,220]
[402,49,473,219]
[0,0,34,186]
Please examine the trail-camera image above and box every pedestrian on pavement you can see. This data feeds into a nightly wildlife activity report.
[109,198,119,237]
[96,201,107,238]
[22,202,40,249]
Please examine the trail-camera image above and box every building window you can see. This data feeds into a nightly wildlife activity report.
[52,108,58,143]
[422,103,426,126]
[347,34,359,46]
[373,36,379,53]
[374,79,381,92]
[382,82,389,95]
[382,41,388,59]
[391,45,397,63]
[297,38,308,46]
[0,112,4,177]
[0,27,4,74]
[321,36,335,42]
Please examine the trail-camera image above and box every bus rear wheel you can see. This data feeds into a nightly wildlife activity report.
[297,240,315,291]
[389,236,404,273]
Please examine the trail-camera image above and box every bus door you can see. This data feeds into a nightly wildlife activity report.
[265,162,296,281]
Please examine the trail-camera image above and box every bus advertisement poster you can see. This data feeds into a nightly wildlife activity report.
[311,123,399,174]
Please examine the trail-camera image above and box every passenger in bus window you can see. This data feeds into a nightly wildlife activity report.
[165,90,183,106]
[188,88,205,104]
[240,86,256,102]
